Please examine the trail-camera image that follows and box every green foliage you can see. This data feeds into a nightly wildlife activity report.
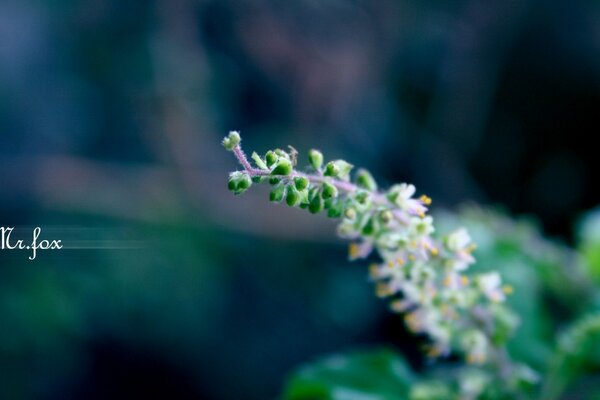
[577,207,600,287]
[283,349,415,400]
[541,313,600,400]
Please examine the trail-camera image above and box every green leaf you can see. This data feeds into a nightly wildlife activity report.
[576,207,600,286]
[282,348,415,400]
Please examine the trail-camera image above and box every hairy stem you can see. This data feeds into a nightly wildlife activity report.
[232,144,384,202]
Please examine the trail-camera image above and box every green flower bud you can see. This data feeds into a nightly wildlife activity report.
[324,162,339,177]
[294,176,309,191]
[238,174,251,190]
[355,169,377,191]
[269,177,280,185]
[344,208,357,220]
[355,191,370,205]
[308,149,323,170]
[222,131,241,151]
[269,185,285,202]
[327,201,343,218]
[286,186,301,206]
[271,158,293,176]
[361,216,376,235]
[379,210,393,224]
[324,160,353,180]
[309,194,324,214]
[227,171,252,195]
[274,148,288,158]
[322,182,338,199]
[227,179,237,191]
[265,151,278,167]
[297,188,309,204]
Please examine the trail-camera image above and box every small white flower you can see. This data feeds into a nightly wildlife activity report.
[348,241,373,260]
[447,228,472,252]
[397,183,416,200]
[389,183,428,217]
[409,216,435,237]
[462,330,489,364]
[377,232,408,251]
[477,272,505,302]
[446,228,476,271]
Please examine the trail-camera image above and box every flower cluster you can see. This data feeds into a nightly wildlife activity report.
[223,132,518,368]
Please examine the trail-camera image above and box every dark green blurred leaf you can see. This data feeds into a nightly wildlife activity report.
[282,348,415,400]
[576,208,600,287]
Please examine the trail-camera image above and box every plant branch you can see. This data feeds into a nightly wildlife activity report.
[231,144,385,203]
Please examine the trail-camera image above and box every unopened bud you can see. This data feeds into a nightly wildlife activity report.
[355,191,370,205]
[286,186,301,206]
[265,151,278,167]
[355,169,377,191]
[269,185,285,202]
[309,191,324,214]
[380,210,393,224]
[324,160,353,180]
[362,217,376,235]
[227,171,252,195]
[294,176,309,191]
[322,182,338,199]
[271,158,293,176]
[344,208,357,220]
[308,149,323,170]
[327,202,343,218]
[222,131,241,151]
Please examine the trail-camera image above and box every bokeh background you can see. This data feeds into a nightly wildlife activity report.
[0,0,599,399]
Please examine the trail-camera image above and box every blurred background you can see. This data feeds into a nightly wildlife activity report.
[0,0,599,399]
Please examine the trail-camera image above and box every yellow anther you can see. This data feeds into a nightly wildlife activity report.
[410,240,418,249]
[387,260,395,268]
[430,247,439,256]
[349,243,360,258]
[408,254,416,262]
[466,243,477,253]
[369,263,379,278]
[390,300,404,312]
[419,195,432,205]
[427,346,442,358]
[466,353,486,365]
[404,312,419,331]
[502,285,514,295]
[418,211,426,218]
[375,282,391,298]
[443,277,451,287]
[396,257,405,266]
[461,276,470,286]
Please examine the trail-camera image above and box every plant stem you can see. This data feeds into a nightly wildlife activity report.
[232,144,384,202]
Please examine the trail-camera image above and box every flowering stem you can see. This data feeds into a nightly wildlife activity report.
[224,132,524,397]
[232,145,259,174]
[232,144,385,203]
